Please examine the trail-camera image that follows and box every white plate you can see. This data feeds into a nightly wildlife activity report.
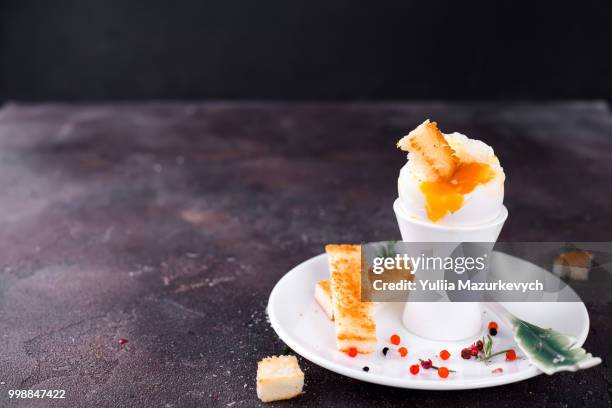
[267,252,590,390]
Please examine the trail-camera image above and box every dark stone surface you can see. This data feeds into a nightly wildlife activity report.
[0,102,610,407]
[2,2,612,102]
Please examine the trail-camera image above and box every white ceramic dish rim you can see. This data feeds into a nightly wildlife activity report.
[268,252,590,391]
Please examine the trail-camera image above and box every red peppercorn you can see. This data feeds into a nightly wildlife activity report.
[469,345,479,356]
[347,347,358,357]
[398,347,408,357]
[118,338,129,345]
[476,340,484,351]
[438,367,450,378]
[440,350,450,360]
[505,349,517,361]
[488,321,498,331]
[410,364,420,375]
[390,334,401,345]
[461,348,472,359]
[420,359,432,369]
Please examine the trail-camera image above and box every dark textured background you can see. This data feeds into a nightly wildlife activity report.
[0,2,611,406]
[0,102,610,407]
[1,0,612,101]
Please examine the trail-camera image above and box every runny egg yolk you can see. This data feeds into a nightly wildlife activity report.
[419,162,495,222]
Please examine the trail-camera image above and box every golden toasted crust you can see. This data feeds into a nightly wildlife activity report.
[325,244,361,254]
[555,250,594,268]
[396,119,458,180]
[326,244,376,353]
[317,279,332,296]
[257,355,303,378]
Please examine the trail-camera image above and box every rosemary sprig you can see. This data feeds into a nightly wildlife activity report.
[477,334,513,363]
[378,240,398,258]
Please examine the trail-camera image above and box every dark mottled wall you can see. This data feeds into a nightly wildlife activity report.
[1,0,611,101]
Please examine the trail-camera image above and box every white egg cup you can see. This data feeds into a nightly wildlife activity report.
[393,198,508,341]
